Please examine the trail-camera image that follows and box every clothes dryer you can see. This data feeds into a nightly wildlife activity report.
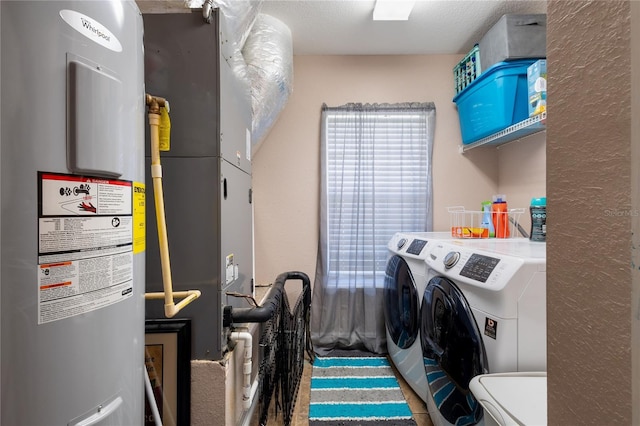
[383,232,451,403]
[420,238,546,426]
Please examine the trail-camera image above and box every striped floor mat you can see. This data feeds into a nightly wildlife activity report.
[309,356,416,425]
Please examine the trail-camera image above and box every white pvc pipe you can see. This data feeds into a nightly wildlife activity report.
[250,378,259,404]
[230,331,253,410]
[144,367,163,426]
[239,377,261,426]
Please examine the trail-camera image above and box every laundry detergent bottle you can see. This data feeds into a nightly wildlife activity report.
[492,195,509,238]
[529,197,547,242]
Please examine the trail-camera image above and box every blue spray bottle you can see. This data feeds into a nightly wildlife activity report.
[481,201,495,238]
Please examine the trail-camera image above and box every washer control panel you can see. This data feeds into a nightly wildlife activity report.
[459,253,500,283]
[406,239,428,255]
[426,241,524,290]
[387,233,435,260]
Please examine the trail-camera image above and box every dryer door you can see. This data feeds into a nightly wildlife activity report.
[383,255,420,349]
[420,276,488,425]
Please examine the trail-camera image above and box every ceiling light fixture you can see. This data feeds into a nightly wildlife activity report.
[372,0,416,21]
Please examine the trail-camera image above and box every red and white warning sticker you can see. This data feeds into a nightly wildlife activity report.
[37,172,134,324]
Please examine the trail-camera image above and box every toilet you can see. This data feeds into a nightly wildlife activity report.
[469,372,547,426]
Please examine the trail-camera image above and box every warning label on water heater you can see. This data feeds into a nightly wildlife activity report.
[37,172,134,325]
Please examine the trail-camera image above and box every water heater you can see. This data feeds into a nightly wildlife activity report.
[1,1,146,424]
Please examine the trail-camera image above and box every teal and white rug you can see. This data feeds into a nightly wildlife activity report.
[309,356,416,425]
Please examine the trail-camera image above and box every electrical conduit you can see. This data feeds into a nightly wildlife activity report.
[144,94,201,318]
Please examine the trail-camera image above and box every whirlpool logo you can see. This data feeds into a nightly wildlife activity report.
[59,10,123,52]
[80,17,111,42]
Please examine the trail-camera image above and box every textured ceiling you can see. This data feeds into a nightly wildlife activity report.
[259,0,547,55]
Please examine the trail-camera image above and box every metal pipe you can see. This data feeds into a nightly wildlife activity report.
[202,0,214,23]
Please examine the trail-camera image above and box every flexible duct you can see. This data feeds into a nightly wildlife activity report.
[186,1,293,156]
[242,14,293,154]
[190,0,261,83]
[223,271,310,325]
[189,0,263,49]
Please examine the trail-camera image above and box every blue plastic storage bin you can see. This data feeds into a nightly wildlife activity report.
[453,59,537,145]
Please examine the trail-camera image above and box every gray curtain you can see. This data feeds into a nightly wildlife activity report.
[311,102,435,355]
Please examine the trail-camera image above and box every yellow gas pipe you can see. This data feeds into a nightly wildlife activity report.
[144,94,201,318]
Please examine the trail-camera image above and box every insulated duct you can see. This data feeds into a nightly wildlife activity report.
[242,13,293,154]
[187,0,293,156]
[189,0,262,106]
[189,0,262,49]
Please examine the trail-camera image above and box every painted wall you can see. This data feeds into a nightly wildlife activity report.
[547,1,636,424]
[253,54,512,286]
[498,131,547,235]
[632,3,640,423]
[252,54,547,286]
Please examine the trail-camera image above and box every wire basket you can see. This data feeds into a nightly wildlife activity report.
[448,206,525,239]
[453,44,481,95]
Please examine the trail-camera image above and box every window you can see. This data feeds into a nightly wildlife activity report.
[320,103,435,289]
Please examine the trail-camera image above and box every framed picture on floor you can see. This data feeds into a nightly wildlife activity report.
[144,319,191,426]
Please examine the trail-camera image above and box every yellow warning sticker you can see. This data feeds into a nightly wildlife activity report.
[133,182,146,253]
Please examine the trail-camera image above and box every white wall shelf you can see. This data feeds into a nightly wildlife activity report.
[459,111,546,153]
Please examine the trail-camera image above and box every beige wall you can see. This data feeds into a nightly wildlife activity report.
[633,2,640,423]
[253,54,548,285]
[252,54,510,286]
[547,1,636,424]
[498,131,546,234]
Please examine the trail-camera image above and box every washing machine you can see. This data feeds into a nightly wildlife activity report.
[383,232,451,403]
[420,238,546,426]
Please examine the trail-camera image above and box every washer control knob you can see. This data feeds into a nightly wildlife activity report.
[397,238,407,250]
[443,251,460,269]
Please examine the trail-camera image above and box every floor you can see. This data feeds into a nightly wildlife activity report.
[260,355,434,426]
